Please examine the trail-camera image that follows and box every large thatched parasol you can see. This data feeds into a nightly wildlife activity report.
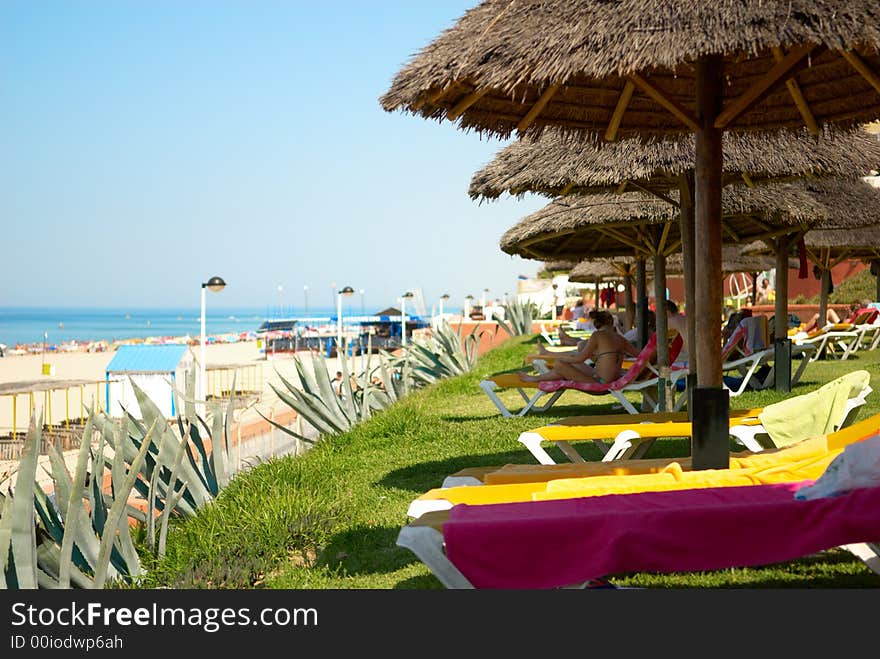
[470,128,880,201]
[501,182,836,260]
[382,0,880,468]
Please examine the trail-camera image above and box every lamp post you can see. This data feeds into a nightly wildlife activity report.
[464,294,473,319]
[360,288,365,315]
[200,276,226,413]
[303,285,309,315]
[481,288,489,309]
[439,293,450,321]
[277,284,284,318]
[400,291,414,347]
[336,285,355,351]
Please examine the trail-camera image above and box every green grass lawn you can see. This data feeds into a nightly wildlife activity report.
[139,334,880,589]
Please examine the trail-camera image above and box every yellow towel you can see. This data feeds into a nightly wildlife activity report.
[757,370,870,447]
[533,449,842,501]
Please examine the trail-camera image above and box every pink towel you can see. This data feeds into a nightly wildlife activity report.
[443,482,880,589]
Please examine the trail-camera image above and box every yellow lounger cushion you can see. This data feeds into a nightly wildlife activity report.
[414,435,837,508]
[533,447,838,501]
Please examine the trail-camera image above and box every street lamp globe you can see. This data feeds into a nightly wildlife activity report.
[336,285,356,349]
[200,276,226,415]
[204,276,226,293]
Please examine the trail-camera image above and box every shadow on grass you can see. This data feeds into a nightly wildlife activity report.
[317,523,424,578]
[378,449,545,492]
[394,574,444,589]
[440,401,622,423]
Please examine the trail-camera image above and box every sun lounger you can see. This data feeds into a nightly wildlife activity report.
[792,319,867,361]
[513,369,870,464]
[480,332,682,417]
[446,413,880,488]
[398,480,880,588]
[410,412,880,518]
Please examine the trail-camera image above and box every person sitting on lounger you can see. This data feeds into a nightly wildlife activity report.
[802,300,861,333]
[521,310,641,384]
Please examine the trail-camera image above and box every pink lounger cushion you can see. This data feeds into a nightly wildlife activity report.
[443,482,880,589]
[537,332,682,393]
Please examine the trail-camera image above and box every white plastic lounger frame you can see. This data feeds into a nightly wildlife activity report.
[516,386,871,465]
[721,348,774,397]
[796,328,862,361]
[478,379,566,417]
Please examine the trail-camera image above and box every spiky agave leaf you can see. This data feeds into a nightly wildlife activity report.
[92,419,154,588]
[55,412,103,586]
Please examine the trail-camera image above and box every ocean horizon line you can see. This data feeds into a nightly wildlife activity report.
[0,304,461,348]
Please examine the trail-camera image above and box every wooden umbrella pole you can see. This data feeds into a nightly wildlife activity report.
[773,234,792,391]
[678,170,697,416]
[652,251,669,412]
[694,56,724,388]
[692,53,729,470]
[818,253,830,332]
[751,272,758,306]
[623,271,634,330]
[635,258,648,348]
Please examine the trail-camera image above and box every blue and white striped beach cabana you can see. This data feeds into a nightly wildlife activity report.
[105,344,194,419]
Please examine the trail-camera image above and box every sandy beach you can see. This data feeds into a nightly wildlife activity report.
[0,339,375,430]
[0,339,365,484]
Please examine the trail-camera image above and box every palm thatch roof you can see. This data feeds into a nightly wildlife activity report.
[743,224,880,263]
[567,248,788,283]
[501,178,880,261]
[470,127,880,200]
[381,1,880,139]
[541,259,578,272]
[568,259,636,283]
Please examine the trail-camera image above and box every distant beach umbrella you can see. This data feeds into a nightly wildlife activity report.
[744,221,880,328]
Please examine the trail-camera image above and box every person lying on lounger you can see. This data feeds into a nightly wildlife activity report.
[520,310,641,384]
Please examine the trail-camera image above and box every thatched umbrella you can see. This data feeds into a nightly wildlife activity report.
[382,0,880,468]
[470,128,880,201]
[472,127,880,390]
[741,178,880,322]
[567,258,640,329]
[541,259,577,273]
[744,224,880,328]
[569,257,686,331]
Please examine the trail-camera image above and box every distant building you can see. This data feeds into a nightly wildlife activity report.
[105,344,194,419]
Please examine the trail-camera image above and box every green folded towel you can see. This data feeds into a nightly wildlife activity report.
[757,370,871,447]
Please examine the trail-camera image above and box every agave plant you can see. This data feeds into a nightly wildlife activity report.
[1,370,241,589]
[399,320,483,387]
[494,297,538,336]
[1,412,153,589]
[265,338,403,441]
[92,372,233,521]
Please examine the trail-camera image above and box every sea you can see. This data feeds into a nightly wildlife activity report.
[0,306,344,348]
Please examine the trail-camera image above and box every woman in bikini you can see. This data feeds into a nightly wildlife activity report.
[520,310,640,384]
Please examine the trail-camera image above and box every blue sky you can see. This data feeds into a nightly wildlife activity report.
[1,1,546,313]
